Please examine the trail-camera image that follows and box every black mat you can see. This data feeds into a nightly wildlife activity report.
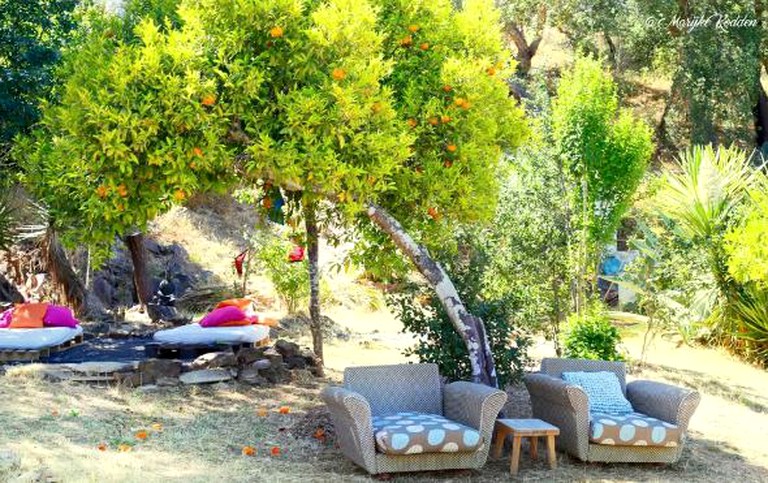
[44,337,151,363]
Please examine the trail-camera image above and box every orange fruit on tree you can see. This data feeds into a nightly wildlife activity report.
[269,26,283,38]
[419,42,429,51]
[117,184,128,197]
[442,85,452,92]
[441,115,451,123]
[117,203,125,212]
[486,66,496,76]
[408,24,420,33]
[444,159,453,168]
[446,144,457,153]
[407,118,417,128]
[242,446,256,456]
[428,117,439,126]
[400,35,413,47]
[96,186,108,198]
[454,97,466,107]
[371,102,382,113]
[332,68,346,81]
[201,94,216,106]
[193,147,204,157]
[173,190,186,202]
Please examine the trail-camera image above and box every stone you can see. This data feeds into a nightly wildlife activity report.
[251,359,271,370]
[138,384,159,392]
[263,347,284,366]
[300,349,319,366]
[139,359,182,384]
[275,339,300,359]
[284,356,307,370]
[156,376,180,387]
[179,369,233,385]
[64,362,136,374]
[191,351,236,370]
[292,369,315,385]
[116,372,142,387]
[237,367,269,386]
[260,364,292,384]
[236,347,267,365]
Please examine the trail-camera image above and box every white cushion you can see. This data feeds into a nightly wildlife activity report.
[153,323,270,345]
[0,326,83,350]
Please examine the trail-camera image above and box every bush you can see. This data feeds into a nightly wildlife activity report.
[253,233,309,314]
[563,307,625,361]
[387,231,531,388]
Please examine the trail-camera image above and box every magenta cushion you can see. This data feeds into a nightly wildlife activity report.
[0,308,12,328]
[200,306,248,327]
[43,305,80,328]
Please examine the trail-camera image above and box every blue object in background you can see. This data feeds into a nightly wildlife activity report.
[601,256,622,275]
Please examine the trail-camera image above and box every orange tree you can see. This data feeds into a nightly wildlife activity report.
[17,7,232,308]
[20,0,527,385]
[193,0,527,384]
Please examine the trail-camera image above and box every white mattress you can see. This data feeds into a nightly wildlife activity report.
[0,326,83,350]
[153,323,270,346]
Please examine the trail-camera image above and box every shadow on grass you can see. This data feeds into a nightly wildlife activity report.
[637,362,768,414]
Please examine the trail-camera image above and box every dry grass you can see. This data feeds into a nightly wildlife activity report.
[3,310,768,482]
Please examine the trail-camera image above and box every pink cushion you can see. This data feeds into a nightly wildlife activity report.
[0,308,13,328]
[200,306,248,327]
[43,305,80,328]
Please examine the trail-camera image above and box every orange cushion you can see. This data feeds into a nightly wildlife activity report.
[9,303,48,329]
[216,298,253,311]
[216,319,253,327]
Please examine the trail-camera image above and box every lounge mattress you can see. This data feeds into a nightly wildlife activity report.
[153,323,270,346]
[0,326,84,351]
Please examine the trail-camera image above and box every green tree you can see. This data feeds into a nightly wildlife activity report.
[551,56,653,312]
[0,0,78,165]
[18,5,233,308]
[22,0,528,385]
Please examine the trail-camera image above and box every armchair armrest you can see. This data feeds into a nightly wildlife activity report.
[626,380,700,432]
[524,373,590,460]
[443,381,507,431]
[321,386,377,474]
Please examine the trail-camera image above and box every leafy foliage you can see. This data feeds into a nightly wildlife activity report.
[0,0,78,145]
[725,189,768,289]
[18,8,233,263]
[253,232,309,315]
[388,229,531,388]
[563,306,624,361]
[552,55,653,246]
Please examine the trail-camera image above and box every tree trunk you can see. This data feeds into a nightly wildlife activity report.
[755,83,768,148]
[505,22,542,76]
[366,203,498,387]
[0,272,23,303]
[43,228,107,319]
[125,231,152,310]
[304,201,324,376]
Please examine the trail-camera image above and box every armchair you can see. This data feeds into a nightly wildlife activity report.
[524,358,700,463]
[321,363,507,474]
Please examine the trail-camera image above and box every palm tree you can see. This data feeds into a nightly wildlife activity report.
[656,145,757,344]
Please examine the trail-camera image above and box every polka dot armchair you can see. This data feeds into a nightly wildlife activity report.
[321,363,507,474]
[524,358,700,463]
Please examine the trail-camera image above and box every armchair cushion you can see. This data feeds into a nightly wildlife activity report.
[562,371,633,415]
[590,411,681,447]
[372,412,482,455]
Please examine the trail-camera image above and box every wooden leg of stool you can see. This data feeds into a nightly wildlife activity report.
[510,435,522,476]
[493,428,507,459]
[546,435,557,469]
[530,436,538,460]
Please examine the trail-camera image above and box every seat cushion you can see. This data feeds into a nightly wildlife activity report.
[590,412,681,447]
[371,412,482,455]
[562,371,633,415]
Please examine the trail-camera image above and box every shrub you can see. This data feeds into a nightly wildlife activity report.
[253,233,309,314]
[563,307,625,361]
[388,231,531,388]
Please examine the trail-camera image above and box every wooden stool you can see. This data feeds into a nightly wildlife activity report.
[493,418,559,476]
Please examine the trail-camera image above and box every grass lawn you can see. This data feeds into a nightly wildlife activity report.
[2,305,768,482]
